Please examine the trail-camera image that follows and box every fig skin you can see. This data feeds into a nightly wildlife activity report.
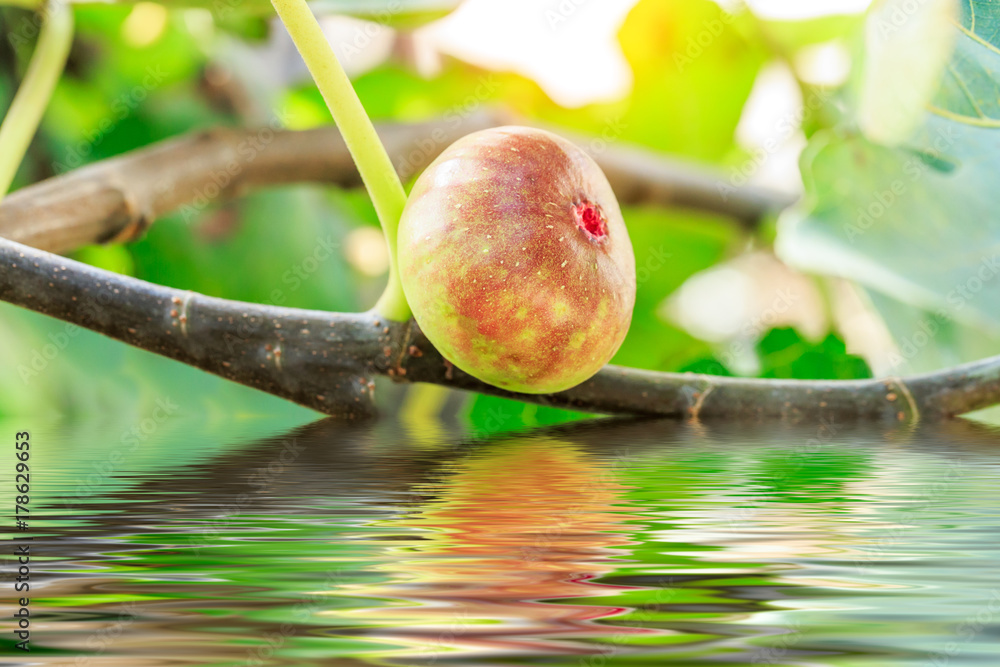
[397,126,636,394]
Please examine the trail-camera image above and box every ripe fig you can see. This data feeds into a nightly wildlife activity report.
[398,126,636,394]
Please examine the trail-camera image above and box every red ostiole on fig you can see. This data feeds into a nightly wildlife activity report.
[398,126,637,394]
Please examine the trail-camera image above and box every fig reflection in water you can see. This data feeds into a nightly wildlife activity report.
[333,437,653,659]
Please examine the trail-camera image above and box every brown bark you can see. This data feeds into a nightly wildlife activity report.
[3,234,999,422]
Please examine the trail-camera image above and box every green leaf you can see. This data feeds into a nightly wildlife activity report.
[779,1,1000,382]
[777,116,1000,333]
[756,327,872,380]
[864,288,996,373]
[930,0,1000,126]
[857,0,958,144]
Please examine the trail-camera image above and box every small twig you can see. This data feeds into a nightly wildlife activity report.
[3,234,999,421]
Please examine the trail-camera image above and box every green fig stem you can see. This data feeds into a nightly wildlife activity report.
[270,0,411,322]
[0,0,73,201]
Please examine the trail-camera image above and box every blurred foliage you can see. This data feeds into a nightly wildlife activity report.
[755,327,871,380]
[678,327,871,380]
[778,0,1000,409]
[1,0,995,430]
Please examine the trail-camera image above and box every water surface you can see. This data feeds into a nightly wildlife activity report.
[3,416,1000,666]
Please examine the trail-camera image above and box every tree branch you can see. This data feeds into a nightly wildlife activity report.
[4,115,989,422]
[3,234,999,421]
[0,114,792,255]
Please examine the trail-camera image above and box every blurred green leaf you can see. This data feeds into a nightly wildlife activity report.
[130,186,362,312]
[349,61,507,125]
[756,327,871,380]
[777,116,1000,334]
[45,5,224,173]
[777,2,1000,381]
[72,244,136,275]
[863,287,998,374]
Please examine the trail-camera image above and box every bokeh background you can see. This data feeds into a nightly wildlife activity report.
[1,0,996,435]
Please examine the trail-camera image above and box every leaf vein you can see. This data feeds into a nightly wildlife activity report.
[955,22,1000,58]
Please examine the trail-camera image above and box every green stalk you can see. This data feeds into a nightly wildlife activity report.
[270,0,411,322]
[0,0,73,200]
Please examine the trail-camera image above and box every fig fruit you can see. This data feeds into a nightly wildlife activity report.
[398,126,636,394]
